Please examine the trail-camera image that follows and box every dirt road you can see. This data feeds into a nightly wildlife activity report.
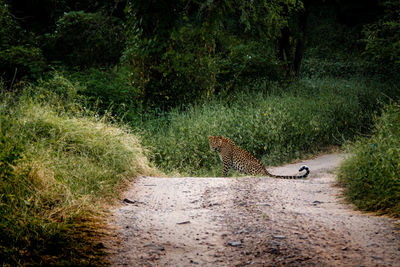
[106,153,400,266]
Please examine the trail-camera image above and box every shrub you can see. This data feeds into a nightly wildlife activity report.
[45,11,125,67]
[34,72,83,107]
[0,46,47,82]
[363,0,400,74]
[0,4,46,83]
[338,101,400,217]
[0,88,158,265]
[216,39,281,91]
[0,3,22,48]
[137,77,388,176]
[67,68,143,120]
[300,58,377,79]
[123,0,295,110]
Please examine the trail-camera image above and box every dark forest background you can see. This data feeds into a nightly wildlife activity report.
[1,0,399,110]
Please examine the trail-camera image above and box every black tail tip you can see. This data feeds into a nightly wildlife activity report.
[298,165,309,172]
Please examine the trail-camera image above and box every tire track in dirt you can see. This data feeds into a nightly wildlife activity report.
[105,153,400,266]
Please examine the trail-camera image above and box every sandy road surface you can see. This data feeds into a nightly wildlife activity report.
[106,153,400,266]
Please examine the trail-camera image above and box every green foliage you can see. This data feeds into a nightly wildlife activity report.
[0,3,46,82]
[338,101,400,217]
[34,72,83,107]
[45,11,125,67]
[123,0,300,109]
[137,77,390,176]
[305,2,364,60]
[301,2,373,79]
[217,39,281,91]
[0,87,157,265]
[0,46,47,81]
[67,68,143,120]
[363,0,400,73]
[0,2,22,47]
[301,58,375,79]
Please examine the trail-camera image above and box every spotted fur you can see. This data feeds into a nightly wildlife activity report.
[208,135,310,179]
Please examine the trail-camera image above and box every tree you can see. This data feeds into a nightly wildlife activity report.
[123,0,303,109]
[276,1,308,78]
[363,0,400,73]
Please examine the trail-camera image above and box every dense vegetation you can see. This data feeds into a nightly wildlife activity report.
[138,77,391,176]
[338,102,400,217]
[0,84,158,265]
[1,0,399,265]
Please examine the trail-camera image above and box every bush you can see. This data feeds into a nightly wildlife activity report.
[123,0,293,110]
[216,39,281,92]
[363,0,400,74]
[0,4,46,83]
[338,101,400,217]
[0,3,22,48]
[0,88,158,265]
[137,77,388,176]
[0,46,46,81]
[67,68,143,120]
[300,58,376,79]
[45,11,125,67]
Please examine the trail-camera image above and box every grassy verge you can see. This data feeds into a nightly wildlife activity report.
[338,101,400,217]
[0,87,158,265]
[136,77,393,176]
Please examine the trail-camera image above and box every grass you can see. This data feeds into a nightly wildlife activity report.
[0,88,158,265]
[136,77,393,176]
[1,71,398,265]
[338,101,400,217]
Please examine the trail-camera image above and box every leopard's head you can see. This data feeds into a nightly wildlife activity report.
[208,135,222,151]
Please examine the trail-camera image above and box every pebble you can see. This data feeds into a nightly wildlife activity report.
[270,247,279,254]
[272,241,281,246]
[177,220,191,225]
[228,241,242,247]
[123,198,136,204]
[273,235,286,239]
[257,203,271,206]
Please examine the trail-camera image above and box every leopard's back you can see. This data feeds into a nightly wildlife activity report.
[208,135,310,178]
[230,144,267,175]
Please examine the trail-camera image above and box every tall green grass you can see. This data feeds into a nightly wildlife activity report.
[338,101,400,217]
[137,77,393,176]
[0,88,158,265]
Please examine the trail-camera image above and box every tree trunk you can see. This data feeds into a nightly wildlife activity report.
[277,26,292,77]
[293,1,309,78]
[276,1,309,78]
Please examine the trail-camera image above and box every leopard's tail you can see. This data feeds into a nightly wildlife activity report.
[264,165,310,179]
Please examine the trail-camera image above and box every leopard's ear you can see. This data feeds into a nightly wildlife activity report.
[217,137,222,146]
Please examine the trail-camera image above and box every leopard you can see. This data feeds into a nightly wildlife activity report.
[208,135,310,179]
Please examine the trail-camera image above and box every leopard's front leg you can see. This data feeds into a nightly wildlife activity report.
[222,161,230,177]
